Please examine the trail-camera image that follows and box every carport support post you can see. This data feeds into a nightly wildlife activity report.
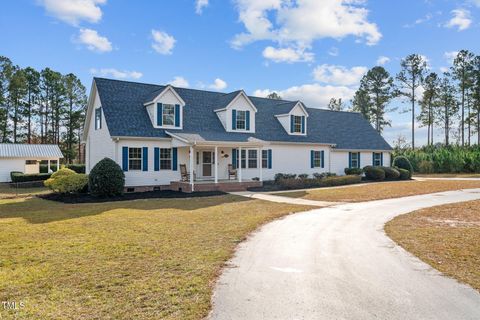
[47,160,51,172]
[214,146,218,184]
[56,159,59,171]
[189,146,194,192]
[238,147,242,182]
[258,147,263,182]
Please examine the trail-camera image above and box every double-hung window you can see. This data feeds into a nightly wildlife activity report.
[262,150,268,168]
[373,152,382,166]
[162,104,175,126]
[248,150,258,169]
[129,148,142,170]
[240,149,246,168]
[292,115,302,133]
[160,148,172,170]
[350,152,360,169]
[313,151,322,168]
[236,110,247,130]
[95,108,102,130]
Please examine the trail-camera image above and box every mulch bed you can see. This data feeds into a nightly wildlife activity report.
[40,190,226,204]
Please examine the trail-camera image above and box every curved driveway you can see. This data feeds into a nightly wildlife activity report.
[210,189,480,320]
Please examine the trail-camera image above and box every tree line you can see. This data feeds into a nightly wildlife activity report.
[0,56,87,163]
[325,50,480,149]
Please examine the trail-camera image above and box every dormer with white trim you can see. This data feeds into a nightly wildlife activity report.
[144,85,185,129]
[214,90,257,133]
[275,101,309,136]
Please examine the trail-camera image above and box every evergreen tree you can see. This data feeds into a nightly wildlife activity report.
[327,98,344,111]
[417,72,439,145]
[63,73,86,163]
[266,92,282,100]
[396,54,428,149]
[0,56,13,142]
[23,67,40,143]
[8,68,27,143]
[472,55,480,145]
[436,73,458,146]
[351,87,373,123]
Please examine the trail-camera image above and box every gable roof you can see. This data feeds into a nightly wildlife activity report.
[0,144,63,158]
[93,77,392,151]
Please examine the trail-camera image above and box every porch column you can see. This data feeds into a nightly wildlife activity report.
[189,146,194,192]
[214,146,218,184]
[47,160,51,172]
[258,148,263,181]
[238,147,242,182]
[56,159,59,171]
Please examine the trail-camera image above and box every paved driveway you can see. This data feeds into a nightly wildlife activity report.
[210,189,480,320]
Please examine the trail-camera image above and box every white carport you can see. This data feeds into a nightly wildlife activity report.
[0,144,63,182]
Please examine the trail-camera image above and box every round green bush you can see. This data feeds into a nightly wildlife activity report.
[89,158,125,197]
[44,168,88,193]
[397,168,411,180]
[381,166,400,180]
[50,168,76,179]
[344,167,363,175]
[392,156,413,174]
[363,165,385,181]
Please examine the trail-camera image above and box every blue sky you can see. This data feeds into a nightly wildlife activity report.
[1,0,479,145]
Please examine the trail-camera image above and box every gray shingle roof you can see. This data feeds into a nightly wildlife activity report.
[0,144,63,158]
[94,78,392,151]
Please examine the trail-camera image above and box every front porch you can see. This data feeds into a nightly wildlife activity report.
[170,179,262,193]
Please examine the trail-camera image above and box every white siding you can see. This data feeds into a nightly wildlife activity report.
[0,159,26,182]
[331,151,391,176]
[225,94,256,133]
[86,89,115,173]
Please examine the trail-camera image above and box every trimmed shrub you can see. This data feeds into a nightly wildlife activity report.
[298,173,309,179]
[44,169,88,194]
[313,172,336,179]
[344,167,363,175]
[66,164,86,174]
[398,168,411,180]
[392,155,414,174]
[363,166,385,181]
[10,171,52,183]
[276,174,361,190]
[89,158,125,197]
[417,160,434,174]
[381,166,400,180]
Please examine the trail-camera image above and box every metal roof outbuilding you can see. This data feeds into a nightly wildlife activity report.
[0,144,63,158]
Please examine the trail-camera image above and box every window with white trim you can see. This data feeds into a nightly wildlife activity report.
[262,150,268,168]
[313,151,322,168]
[160,148,172,170]
[25,160,37,165]
[351,152,360,168]
[373,152,382,166]
[95,108,102,130]
[162,104,175,126]
[292,115,303,133]
[129,148,142,171]
[248,150,258,168]
[236,110,247,130]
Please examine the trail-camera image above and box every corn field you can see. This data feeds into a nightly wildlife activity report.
[393,145,480,173]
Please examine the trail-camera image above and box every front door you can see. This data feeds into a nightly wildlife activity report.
[202,151,213,177]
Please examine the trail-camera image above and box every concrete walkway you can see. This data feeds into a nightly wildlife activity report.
[211,188,480,320]
[230,191,342,207]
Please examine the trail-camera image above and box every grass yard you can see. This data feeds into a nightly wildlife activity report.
[277,180,480,202]
[414,173,480,178]
[0,183,50,199]
[0,195,310,320]
[385,200,480,291]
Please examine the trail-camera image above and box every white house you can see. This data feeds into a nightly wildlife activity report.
[0,144,63,182]
[83,78,392,192]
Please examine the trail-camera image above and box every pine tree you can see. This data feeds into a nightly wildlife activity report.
[8,68,27,143]
[327,98,344,111]
[436,73,458,146]
[351,87,373,123]
[63,73,86,163]
[417,72,439,145]
[23,67,40,143]
[0,56,13,142]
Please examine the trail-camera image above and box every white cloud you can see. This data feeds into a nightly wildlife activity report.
[445,9,472,31]
[328,47,339,57]
[195,0,209,14]
[439,66,449,73]
[231,0,381,51]
[313,64,367,86]
[151,30,176,55]
[253,84,356,108]
[403,13,433,28]
[39,0,106,25]
[90,68,143,79]
[262,46,314,63]
[444,51,459,64]
[76,28,112,52]
[209,78,228,90]
[376,56,390,65]
[170,76,190,87]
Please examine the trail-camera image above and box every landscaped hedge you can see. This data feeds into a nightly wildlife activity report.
[89,158,125,197]
[392,156,414,175]
[397,168,411,180]
[344,167,363,175]
[381,166,400,180]
[39,164,86,173]
[10,171,52,183]
[363,166,386,181]
[276,174,361,190]
[44,168,88,194]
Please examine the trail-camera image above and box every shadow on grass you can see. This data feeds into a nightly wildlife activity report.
[0,193,251,224]
[276,191,308,198]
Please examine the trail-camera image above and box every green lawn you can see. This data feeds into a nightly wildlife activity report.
[0,195,310,320]
[0,183,50,199]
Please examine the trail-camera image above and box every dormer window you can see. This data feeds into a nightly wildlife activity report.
[162,104,175,126]
[144,85,185,129]
[290,115,305,134]
[236,110,247,130]
[156,103,181,128]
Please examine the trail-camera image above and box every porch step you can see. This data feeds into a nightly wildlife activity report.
[170,181,262,193]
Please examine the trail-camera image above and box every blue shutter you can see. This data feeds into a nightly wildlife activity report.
[99,108,102,129]
[321,151,325,168]
[301,116,305,134]
[232,110,237,130]
[122,147,128,172]
[174,104,180,127]
[380,153,384,166]
[232,148,237,169]
[268,149,272,169]
[172,147,178,171]
[154,147,160,171]
[372,152,375,166]
[246,110,250,130]
[358,153,361,168]
[142,147,148,171]
[349,152,352,169]
[310,150,314,168]
[290,115,294,133]
[157,103,163,126]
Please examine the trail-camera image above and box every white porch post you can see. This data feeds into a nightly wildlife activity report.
[189,146,194,192]
[238,147,242,182]
[47,160,51,172]
[258,148,263,181]
[56,159,59,171]
[214,146,218,184]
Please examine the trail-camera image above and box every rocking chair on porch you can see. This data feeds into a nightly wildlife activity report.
[180,164,196,182]
[228,164,237,180]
